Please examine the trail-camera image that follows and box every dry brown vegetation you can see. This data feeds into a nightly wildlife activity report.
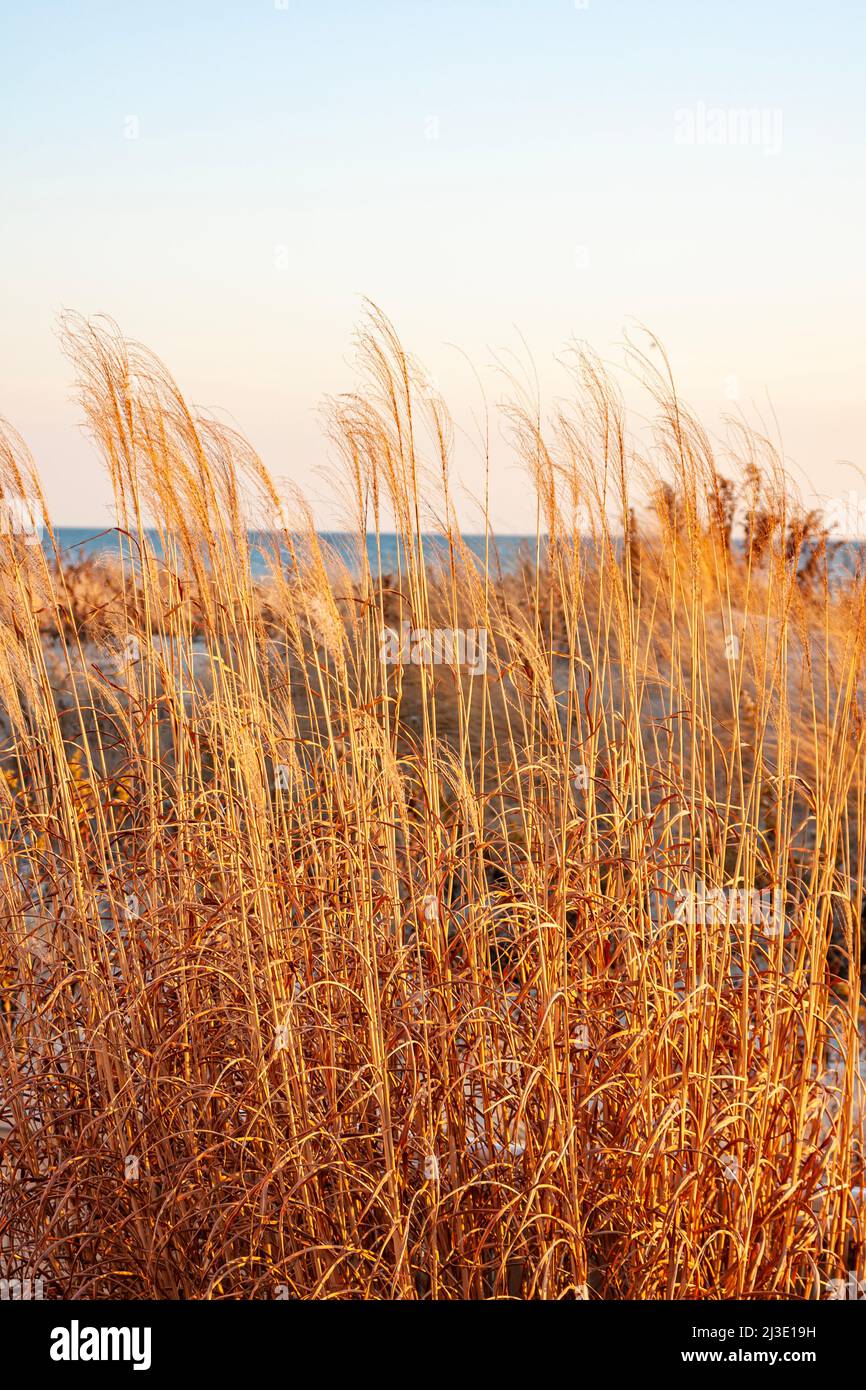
[0,306,864,1298]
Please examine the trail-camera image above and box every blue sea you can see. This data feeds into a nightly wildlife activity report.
[46,528,542,580]
[44,528,864,584]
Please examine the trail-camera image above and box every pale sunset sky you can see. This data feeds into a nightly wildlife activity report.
[1,0,863,529]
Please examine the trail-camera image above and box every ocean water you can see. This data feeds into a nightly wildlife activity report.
[45,528,864,584]
[47,528,542,580]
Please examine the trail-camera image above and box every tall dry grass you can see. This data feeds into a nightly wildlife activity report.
[0,306,863,1298]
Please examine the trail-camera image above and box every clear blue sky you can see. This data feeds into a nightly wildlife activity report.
[1,0,864,527]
